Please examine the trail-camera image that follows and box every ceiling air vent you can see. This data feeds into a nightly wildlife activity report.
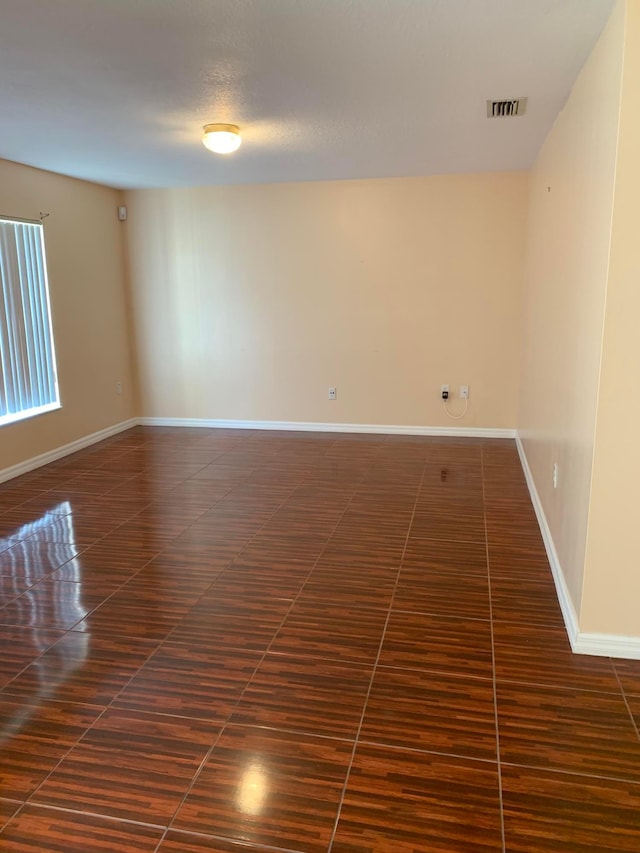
[486,97,527,118]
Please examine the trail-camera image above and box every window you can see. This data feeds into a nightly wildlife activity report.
[0,217,60,426]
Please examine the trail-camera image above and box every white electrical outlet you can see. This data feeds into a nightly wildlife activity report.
[328,387,337,400]
[460,385,469,399]
[553,463,559,489]
[115,381,122,395]
[441,384,450,399]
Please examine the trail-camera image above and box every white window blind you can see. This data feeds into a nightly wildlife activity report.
[0,217,60,426]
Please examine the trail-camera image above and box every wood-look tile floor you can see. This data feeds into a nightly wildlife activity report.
[0,427,639,852]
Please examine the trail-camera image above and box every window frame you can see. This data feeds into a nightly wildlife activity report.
[0,215,61,428]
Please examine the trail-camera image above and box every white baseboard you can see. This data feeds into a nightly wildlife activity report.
[4,415,639,658]
[0,416,514,487]
[137,417,516,439]
[0,417,516,486]
[0,418,138,485]
[516,434,640,660]
[572,632,640,660]
[515,434,580,648]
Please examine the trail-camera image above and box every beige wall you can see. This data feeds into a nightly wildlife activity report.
[125,173,527,428]
[0,159,136,471]
[582,0,640,636]
[518,1,625,615]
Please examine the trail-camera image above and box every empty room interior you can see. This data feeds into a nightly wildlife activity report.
[1,0,640,850]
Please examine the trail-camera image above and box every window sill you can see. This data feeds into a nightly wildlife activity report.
[0,401,62,428]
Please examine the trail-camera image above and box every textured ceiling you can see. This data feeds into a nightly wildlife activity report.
[0,0,615,189]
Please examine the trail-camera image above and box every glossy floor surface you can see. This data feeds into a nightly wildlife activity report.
[0,427,639,852]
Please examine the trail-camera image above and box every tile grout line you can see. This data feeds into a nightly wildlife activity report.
[4,447,295,839]
[0,486,213,676]
[15,611,167,802]
[326,457,428,852]
[498,760,640,786]
[0,436,426,850]
[481,444,506,853]
[146,467,310,853]
[0,455,231,625]
[151,435,384,852]
[1,802,168,833]
[8,434,636,850]
[60,473,297,649]
[7,431,246,560]
[0,432,368,843]
[613,665,640,742]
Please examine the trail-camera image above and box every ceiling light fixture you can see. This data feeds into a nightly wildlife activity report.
[202,123,242,154]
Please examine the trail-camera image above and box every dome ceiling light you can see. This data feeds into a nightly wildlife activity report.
[202,123,242,154]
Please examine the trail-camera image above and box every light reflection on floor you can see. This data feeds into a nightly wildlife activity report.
[0,501,88,738]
